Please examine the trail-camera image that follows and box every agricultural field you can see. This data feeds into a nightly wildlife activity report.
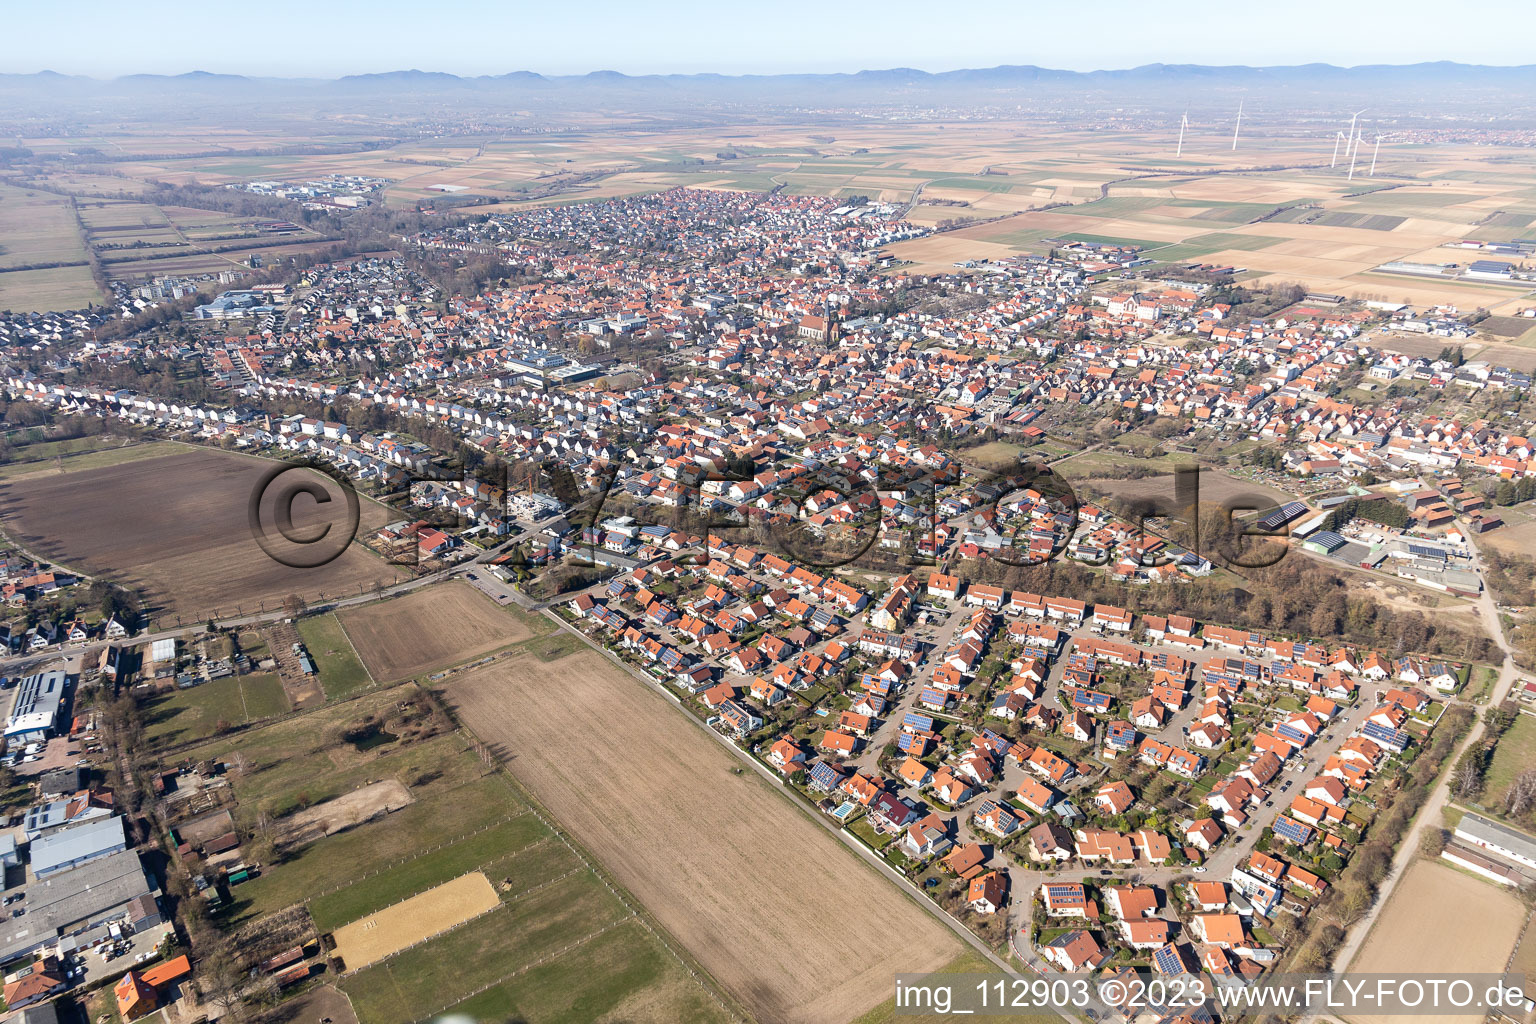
[0,265,106,313]
[0,447,405,622]
[0,181,94,270]
[336,582,542,682]
[194,685,738,1024]
[1347,860,1526,1024]
[444,643,962,1024]
[12,121,1536,310]
[0,176,340,307]
[0,179,105,308]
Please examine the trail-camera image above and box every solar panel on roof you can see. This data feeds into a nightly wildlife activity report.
[1257,501,1308,530]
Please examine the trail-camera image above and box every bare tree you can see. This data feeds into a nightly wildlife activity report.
[1506,768,1536,818]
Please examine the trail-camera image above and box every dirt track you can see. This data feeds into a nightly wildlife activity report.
[331,872,499,970]
[445,649,960,1024]
[277,780,414,849]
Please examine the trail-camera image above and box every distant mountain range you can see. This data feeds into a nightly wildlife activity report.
[4,62,1534,119]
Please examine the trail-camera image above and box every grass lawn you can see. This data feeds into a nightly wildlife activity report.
[961,440,1026,470]
[306,815,559,931]
[239,673,290,719]
[172,692,486,824]
[142,673,287,749]
[229,774,524,921]
[1486,714,1536,797]
[340,871,630,1024]
[297,613,374,698]
[0,440,184,482]
[848,817,891,851]
[85,984,124,1024]
[0,433,141,464]
[516,630,588,663]
[437,919,734,1024]
[1469,663,1499,703]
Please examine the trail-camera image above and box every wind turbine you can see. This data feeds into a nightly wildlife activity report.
[1370,134,1381,176]
[1345,109,1366,163]
[1176,110,1189,158]
[1348,127,1364,180]
[1331,131,1345,168]
[1231,100,1244,151]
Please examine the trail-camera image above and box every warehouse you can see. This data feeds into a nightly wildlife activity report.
[1301,531,1347,556]
[1255,501,1309,533]
[3,671,69,744]
[1454,812,1536,872]
[0,849,161,963]
[1465,259,1515,281]
[30,816,128,878]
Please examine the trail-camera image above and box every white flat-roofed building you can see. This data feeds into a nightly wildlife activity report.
[1454,812,1536,871]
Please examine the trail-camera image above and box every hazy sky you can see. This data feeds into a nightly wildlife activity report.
[4,0,1533,78]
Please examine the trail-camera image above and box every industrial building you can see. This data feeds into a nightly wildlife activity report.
[0,849,161,964]
[1301,531,1347,556]
[1454,812,1536,872]
[3,670,69,743]
[30,816,129,877]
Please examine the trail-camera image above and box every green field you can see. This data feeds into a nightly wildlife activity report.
[960,440,1027,469]
[0,440,186,482]
[231,774,524,919]
[1486,713,1536,798]
[170,695,486,825]
[142,673,288,748]
[1060,231,1174,251]
[297,613,374,698]
[0,433,142,465]
[0,265,106,313]
[1313,211,1405,231]
[343,872,630,1023]
[1149,232,1287,263]
[306,815,565,931]
[0,182,108,311]
[438,919,732,1024]
[926,176,1019,193]
[0,182,91,268]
